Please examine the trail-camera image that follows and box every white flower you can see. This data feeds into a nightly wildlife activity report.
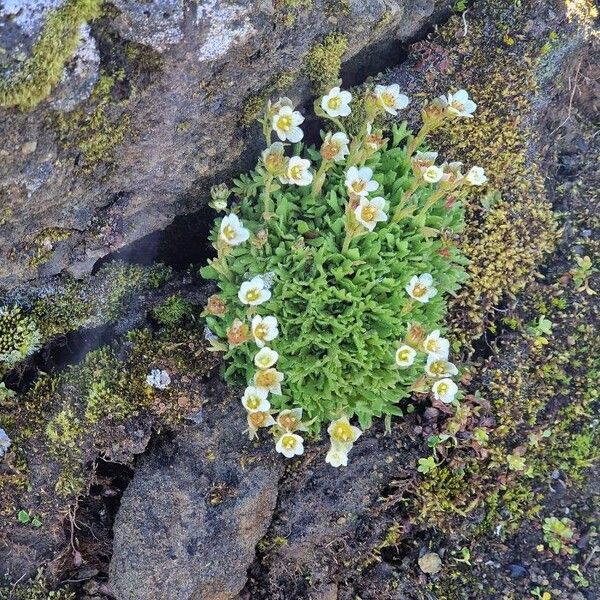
[0,427,11,458]
[219,213,250,246]
[254,347,279,369]
[321,131,350,162]
[423,330,450,359]
[277,408,307,432]
[238,276,272,306]
[325,442,349,467]
[272,105,304,142]
[246,411,276,439]
[328,416,362,445]
[251,315,279,347]
[395,345,416,367]
[241,386,270,413]
[254,367,284,395]
[412,151,438,175]
[422,165,444,184]
[321,86,352,117]
[466,166,488,186]
[445,89,477,118]
[262,142,287,175]
[284,156,313,186]
[441,161,464,185]
[354,196,387,231]
[374,83,410,115]
[406,274,438,303]
[432,378,458,404]
[146,369,171,390]
[425,355,459,379]
[345,166,379,197]
[276,432,304,458]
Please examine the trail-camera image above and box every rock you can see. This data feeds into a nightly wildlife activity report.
[418,552,442,575]
[109,400,283,600]
[0,0,451,287]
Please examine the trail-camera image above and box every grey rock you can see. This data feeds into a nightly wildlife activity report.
[109,400,283,600]
[0,0,450,288]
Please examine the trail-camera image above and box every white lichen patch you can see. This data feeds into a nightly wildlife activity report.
[196,0,254,63]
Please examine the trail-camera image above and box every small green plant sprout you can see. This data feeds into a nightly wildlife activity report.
[527,315,553,348]
[201,82,483,465]
[17,510,42,528]
[531,588,552,600]
[507,451,527,472]
[542,516,577,555]
[417,455,437,474]
[571,255,596,295]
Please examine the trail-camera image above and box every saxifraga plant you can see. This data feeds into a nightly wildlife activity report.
[201,84,487,466]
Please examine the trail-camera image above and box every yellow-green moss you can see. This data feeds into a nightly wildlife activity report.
[303,32,348,95]
[55,70,131,171]
[27,227,71,269]
[0,0,102,110]
[0,305,41,373]
[0,568,75,600]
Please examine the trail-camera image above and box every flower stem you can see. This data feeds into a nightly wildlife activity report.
[392,179,421,223]
[311,160,329,197]
[262,173,274,221]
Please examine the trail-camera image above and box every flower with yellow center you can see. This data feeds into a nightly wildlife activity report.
[422,330,450,360]
[354,196,387,231]
[425,355,458,379]
[321,131,350,162]
[321,86,352,117]
[219,213,250,246]
[345,166,378,197]
[325,441,349,468]
[405,274,437,303]
[283,156,313,186]
[246,410,276,440]
[275,432,304,458]
[241,386,270,413]
[327,416,362,446]
[374,84,409,115]
[395,344,416,368]
[238,276,271,306]
[444,89,476,118]
[276,408,307,432]
[254,347,279,369]
[262,142,287,176]
[411,151,438,177]
[422,165,444,184]
[465,166,487,186]
[254,367,284,395]
[251,315,278,348]
[272,105,304,142]
[432,378,458,404]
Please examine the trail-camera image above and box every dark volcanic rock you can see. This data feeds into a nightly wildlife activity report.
[109,400,283,600]
[0,0,449,287]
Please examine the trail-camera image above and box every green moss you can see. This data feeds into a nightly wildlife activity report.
[303,32,348,95]
[27,228,71,269]
[55,70,131,171]
[153,293,194,328]
[0,0,102,110]
[274,0,314,26]
[0,306,41,373]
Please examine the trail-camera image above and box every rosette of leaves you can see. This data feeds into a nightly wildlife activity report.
[0,305,42,371]
[202,125,468,429]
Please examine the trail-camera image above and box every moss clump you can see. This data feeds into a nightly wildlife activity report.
[303,32,348,94]
[153,293,195,328]
[241,70,297,127]
[0,306,41,372]
[31,261,171,340]
[273,0,314,27]
[0,0,102,110]
[55,70,131,171]
[27,228,71,269]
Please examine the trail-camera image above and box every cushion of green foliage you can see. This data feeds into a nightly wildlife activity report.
[201,91,470,432]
